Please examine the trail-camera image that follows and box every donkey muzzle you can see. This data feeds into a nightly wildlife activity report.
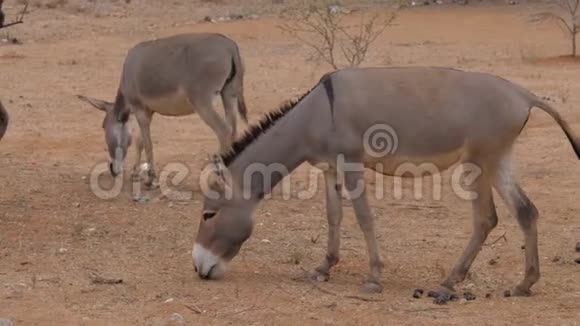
[109,160,123,177]
[192,243,225,280]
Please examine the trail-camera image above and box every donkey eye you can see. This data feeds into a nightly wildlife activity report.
[203,211,217,220]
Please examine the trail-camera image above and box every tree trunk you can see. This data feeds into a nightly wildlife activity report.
[573,32,577,57]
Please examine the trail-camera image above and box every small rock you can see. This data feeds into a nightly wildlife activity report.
[261,239,271,243]
[488,258,497,265]
[168,313,184,324]
[164,298,174,303]
[575,242,580,252]
[521,245,525,250]
[503,290,511,297]
[0,319,14,326]
[58,248,68,254]
[574,258,580,264]
[485,293,492,299]
[552,256,561,263]
[412,288,424,298]
[463,292,476,301]
[133,196,150,204]
[324,302,338,309]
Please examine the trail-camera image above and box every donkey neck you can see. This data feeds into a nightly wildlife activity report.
[227,103,313,201]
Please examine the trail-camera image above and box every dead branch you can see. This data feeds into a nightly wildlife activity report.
[528,0,580,56]
[311,283,385,303]
[183,304,203,315]
[89,273,123,285]
[402,307,449,313]
[215,304,259,318]
[0,2,28,30]
[484,231,507,246]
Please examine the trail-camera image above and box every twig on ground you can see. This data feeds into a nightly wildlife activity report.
[484,231,507,246]
[344,294,385,302]
[183,304,203,315]
[311,283,385,302]
[403,307,450,313]
[215,304,259,318]
[89,273,123,285]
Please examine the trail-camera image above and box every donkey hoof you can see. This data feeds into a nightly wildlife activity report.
[360,280,383,294]
[429,286,456,298]
[130,173,142,182]
[510,286,532,297]
[307,269,329,282]
[144,179,159,190]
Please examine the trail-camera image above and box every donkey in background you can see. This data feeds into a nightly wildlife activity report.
[78,32,247,187]
[0,100,9,142]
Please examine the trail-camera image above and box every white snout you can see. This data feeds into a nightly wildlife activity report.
[192,243,225,280]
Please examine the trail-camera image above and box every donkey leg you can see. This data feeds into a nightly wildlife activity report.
[494,160,540,297]
[130,131,144,182]
[344,170,384,294]
[220,87,238,144]
[308,169,344,282]
[437,170,498,295]
[133,108,157,188]
[193,93,232,153]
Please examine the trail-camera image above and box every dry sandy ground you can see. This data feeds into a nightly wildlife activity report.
[1,1,579,325]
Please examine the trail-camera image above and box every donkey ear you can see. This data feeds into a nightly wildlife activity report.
[200,155,233,199]
[76,94,114,112]
[207,170,232,195]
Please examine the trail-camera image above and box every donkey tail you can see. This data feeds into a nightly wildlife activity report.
[231,45,248,123]
[0,100,9,142]
[532,99,580,159]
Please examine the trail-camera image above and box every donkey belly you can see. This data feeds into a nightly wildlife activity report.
[140,88,196,116]
[364,146,466,177]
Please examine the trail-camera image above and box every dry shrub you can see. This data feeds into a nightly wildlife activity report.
[278,0,398,69]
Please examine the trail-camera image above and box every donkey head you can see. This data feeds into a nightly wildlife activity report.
[192,155,254,280]
[77,95,132,177]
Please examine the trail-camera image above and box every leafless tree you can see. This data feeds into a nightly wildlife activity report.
[529,0,580,56]
[0,0,28,30]
[278,1,397,69]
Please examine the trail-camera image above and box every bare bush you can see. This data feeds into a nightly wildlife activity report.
[529,0,580,56]
[278,1,397,69]
[0,0,28,30]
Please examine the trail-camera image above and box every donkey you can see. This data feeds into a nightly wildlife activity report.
[77,32,247,187]
[193,66,580,298]
[0,100,8,142]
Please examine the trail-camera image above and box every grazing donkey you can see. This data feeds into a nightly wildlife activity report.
[78,32,247,187]
[193,66,580,298]
[0,100,8,142]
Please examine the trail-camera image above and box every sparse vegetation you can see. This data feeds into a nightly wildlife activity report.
[529,0,580,56]
[0,0,28,29]
[277,0,397,69]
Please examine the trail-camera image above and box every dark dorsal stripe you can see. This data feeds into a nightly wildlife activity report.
[220,74,333,166]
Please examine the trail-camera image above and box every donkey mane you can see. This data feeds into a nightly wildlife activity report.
[220,84,320,166]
